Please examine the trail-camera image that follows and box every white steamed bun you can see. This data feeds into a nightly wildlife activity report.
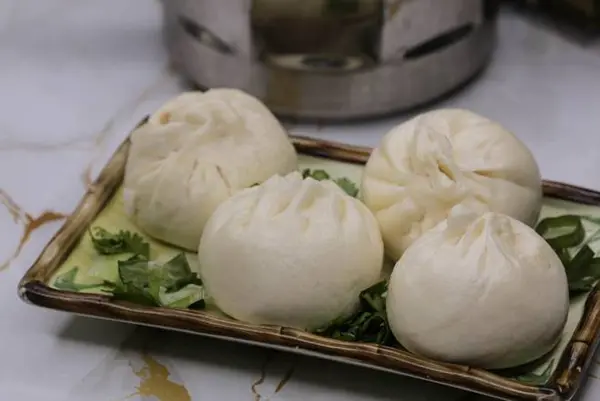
[123,88,298,250]
[198,172,384,330]
[386,207,569,369]
[361,109,542,261]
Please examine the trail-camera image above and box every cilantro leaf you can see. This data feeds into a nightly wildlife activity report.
[302,169,330,181]
[158,284,205,309]
[157,253,203,292]
[61,227,206,310]
[535,215,585,249]
[515,360,555,385]
[89,227,150,259]
[360,281,387,313]
[568,257,600,292]
[536,215,600,294]
[111,253,205,309]
[314,280,393,346]
[118,255,152,289]
[112,280,158,306]
[301,168,359,197]
[54,267,114,292]
[334,177,359,198]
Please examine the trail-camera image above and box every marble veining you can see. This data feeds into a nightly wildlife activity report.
[251,353,297,401]
[64,327,189,401]
[0,188,67,272]
[1,1,600,401]
[252,354,274,401]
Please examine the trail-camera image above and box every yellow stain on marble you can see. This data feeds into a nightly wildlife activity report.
[128,354,191,401]
[0,188,67,271]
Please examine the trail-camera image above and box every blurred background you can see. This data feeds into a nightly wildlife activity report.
[162,0,599,121]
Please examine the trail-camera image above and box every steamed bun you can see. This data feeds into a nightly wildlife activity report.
[198,172,384,330]
[123,89,298,250]
[386,207,569,369]
[361,109,542,261]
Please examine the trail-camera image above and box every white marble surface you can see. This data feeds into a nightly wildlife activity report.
[1,1,600,400]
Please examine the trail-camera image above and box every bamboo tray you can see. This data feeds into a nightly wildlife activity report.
[17,133,600,401]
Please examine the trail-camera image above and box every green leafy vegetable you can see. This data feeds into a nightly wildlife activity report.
[54,267,114,292]
[334,177,359,197]
[302,168,331,181]
[89,227,150,259]
[117,255,153,289]
[515,360,555,385]
[301,168,359,197]
[536,215,600,293]
[581,215,600,225]
[568,257,600,292]
[158,284,205,309]
[535,215,584,249]
[54,227,205,310]
[314,281,393,345]
[111,253,204,309]
[155,253,203,292]
[112,279,158,306]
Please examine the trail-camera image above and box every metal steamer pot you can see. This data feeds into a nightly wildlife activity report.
[162,0,500,120]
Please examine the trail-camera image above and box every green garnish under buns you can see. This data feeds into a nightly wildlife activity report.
[536,215,600,293]
[55,227,205,310]
[301,168,359,197]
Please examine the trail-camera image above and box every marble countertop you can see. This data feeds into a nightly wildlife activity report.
[1,1,600,400]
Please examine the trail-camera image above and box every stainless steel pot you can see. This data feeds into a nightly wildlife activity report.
[162,0,499,120]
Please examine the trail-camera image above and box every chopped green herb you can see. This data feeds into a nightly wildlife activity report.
[568,257,600,292]
[111,252,205,309]
[536,215,600,294]
[314,280,393,346]
[301,168,359,197]
[112,279,158,306]
[54,267,114,292]
[54,226,206,311]
[333,177,359,198]
[154,253,203,292]
[89,227,150,259]
[158,284,205,309]
[535,215,585,249]
[515,360,555,385]
[117,255,153,289]
[581,216,600,225]
[302,168,331,181]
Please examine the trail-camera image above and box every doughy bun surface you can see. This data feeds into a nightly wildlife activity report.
[386,208,569,369]
[198,172,384,331]
[361,109,542,261]
[123,89,298,250]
